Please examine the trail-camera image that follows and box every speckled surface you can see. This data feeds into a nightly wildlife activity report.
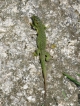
[0,0,80,106]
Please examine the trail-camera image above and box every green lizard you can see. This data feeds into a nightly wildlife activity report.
[31,15,51,106]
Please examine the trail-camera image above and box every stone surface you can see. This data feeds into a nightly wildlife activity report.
[0,0,80,106]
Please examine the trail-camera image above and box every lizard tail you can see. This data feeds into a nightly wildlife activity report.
[42,65,47,105]
[40,52,47,106]
[44,77,47,106]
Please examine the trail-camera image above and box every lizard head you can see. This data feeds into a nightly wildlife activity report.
[31,15,41,27]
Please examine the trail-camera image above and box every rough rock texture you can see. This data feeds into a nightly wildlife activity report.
[0,0,80,106]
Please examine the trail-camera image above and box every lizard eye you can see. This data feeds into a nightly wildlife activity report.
[36,21,39,25]
[35,20,39,25]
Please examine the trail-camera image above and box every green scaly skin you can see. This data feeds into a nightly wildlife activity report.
[31,15,51,106]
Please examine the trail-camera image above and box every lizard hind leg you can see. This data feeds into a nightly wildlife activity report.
[33,49,40,56]
[45,51,51,61]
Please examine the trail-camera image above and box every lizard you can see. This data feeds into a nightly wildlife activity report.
[31,15,51,106]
